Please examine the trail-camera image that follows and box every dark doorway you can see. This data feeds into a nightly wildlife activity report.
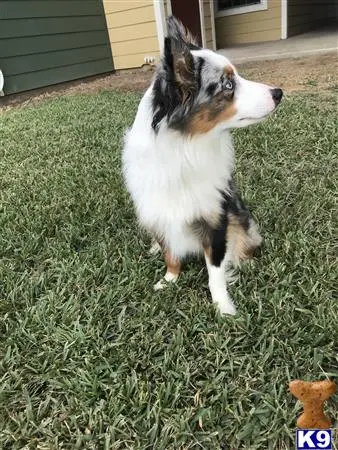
[170,0,202,45]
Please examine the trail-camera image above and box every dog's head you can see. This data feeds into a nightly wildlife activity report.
[152,16,283,135]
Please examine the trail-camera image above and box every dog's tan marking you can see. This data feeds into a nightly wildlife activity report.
[163,247,181,276]
[224,66,234,77]
[204,245,212,261]
[226,214,262,267]
[206,211,222,229]
[188,102,237,135]
[173,53,196,104]
[153,244,181,291]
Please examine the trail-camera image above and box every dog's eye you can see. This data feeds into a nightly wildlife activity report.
[220,75,234,92]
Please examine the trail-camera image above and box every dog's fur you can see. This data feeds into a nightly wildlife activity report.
[122,17,283,315]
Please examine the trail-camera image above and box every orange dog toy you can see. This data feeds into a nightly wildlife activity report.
[289,379,336,429]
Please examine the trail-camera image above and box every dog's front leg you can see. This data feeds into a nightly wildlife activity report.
[204,229,236,315]
[154,246,181,291]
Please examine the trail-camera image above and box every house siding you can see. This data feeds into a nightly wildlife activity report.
[203,0,216,49]
[215,0,281,47]
[103,0,160,70]
[287,0,335,37]
[0,0,113,95]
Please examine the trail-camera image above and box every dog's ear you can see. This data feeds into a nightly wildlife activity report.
[164,25,197,103]
[167,16,199,47]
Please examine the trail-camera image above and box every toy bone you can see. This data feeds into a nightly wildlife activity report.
[289,379,336,429]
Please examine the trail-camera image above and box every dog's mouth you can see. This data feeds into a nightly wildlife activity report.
[239,108,277,122]
[238,116,266,123]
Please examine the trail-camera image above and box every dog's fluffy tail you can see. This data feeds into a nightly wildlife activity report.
[226,216,262,267]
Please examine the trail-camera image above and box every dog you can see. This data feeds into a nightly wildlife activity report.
[122,17,283,315]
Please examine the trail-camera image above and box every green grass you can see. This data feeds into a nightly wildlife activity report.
[0,91,337,450]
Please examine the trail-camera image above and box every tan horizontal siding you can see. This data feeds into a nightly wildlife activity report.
[224,27,281,45]
[216,1,281,46]
[114,51,160,69]
[104,1,151,14]
[288,23,313,36]
[105,5,155,28]
[202,0,215,49]
[287,0,321,37]
[112,37,159,57]
[288,13,315,28]
[103,0,159,70]
[108,21,157,43]
[223,15,280,34]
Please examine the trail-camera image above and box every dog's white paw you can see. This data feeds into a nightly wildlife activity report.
[153,272,178,291]
[211,290,237,315]
[154,279,167,291]
[149,241,161,255]
[216,300,237,316]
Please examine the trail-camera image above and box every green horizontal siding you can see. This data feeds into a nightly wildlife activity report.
[0,0,114,95]
[7,59,114,95]
[5,46,111,76]
[0,31,108,58]
[1,1,104,19]
[0,17,107,39]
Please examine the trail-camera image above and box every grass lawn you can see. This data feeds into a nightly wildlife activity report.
[0,90,337,450]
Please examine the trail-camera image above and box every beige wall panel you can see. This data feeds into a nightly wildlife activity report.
[105,5,155,29]
[287,0,324,36]
[107,21,157,43]
[114,51,160,70]
[288,13,314,27]
[215,1,281,46]
[217,5,279,26]
[288,5,316,16]
[288,23,312,36]
[218,28,281,46]
[287,0,333,37]
[103,1,152,14]
[222,15,280,34]
[102,1,159,69]
[112,37,159,57]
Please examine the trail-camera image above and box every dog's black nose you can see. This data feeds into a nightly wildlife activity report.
[271,88,283,105]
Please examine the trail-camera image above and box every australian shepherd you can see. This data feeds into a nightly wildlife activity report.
[122,17,283,315]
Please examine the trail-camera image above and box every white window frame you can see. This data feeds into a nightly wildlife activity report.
[215,0,268,17]
[153,0,167,53]
[281,0,287,39]
[198,0,207,48]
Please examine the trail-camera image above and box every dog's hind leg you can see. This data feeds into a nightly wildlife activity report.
[153,246,181,291]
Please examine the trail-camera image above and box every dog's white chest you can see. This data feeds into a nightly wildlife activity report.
[123,115,234,257]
